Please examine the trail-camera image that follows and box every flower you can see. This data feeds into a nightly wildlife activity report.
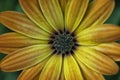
[0,0,120,80]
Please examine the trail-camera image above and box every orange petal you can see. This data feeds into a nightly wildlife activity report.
[59,0,68,14]
[39,54,62,80]
[0,47,19,54]
[77,60,105,80]
[19,0,55,33]
[109,55,120,61]
[18,58,48,80]
[60,68,65,80]
[0,32,48,48]
[74,47,119,75]
[33,75,40,80]
[92,42,120,61]
[77,24,120,45]
[39,0,64,31]
[0,45,53,72]
[65,0,88,32]
[64,54,83,80]
[75,0,115,33]
[0,11,50,40]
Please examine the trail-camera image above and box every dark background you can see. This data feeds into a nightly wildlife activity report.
[0,0,120,80]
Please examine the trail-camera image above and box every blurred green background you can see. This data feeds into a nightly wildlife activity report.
[0,0,120,80]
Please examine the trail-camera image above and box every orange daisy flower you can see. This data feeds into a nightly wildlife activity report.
[0,0,120,80]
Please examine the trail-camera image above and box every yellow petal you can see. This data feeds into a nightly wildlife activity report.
[59,0,68,14]
[0,47,19,54]
[0,32,48,48]
[39,54,62,80]
[65,0,88,32]
[77,24,120,45]
[0,11,50,40]
[0,45,53,72]
[75,0,115,33]
[92,42,120,61]
[77,60,105,80]
[19,0,55,33]
[39,0,64,31]
[74,47,119,75]
[18,59,48,80]
[64,54,83,80]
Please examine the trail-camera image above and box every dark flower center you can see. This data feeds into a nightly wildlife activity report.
[49,30,78,55]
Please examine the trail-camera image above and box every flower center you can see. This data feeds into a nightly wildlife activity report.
[49,30,78,55]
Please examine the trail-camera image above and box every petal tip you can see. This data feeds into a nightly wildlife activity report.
[112,65,119,75]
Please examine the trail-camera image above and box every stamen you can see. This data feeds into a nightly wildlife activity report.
[49,30,78,54]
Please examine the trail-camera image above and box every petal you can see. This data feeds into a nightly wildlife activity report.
[64,54,83,80]
[0,47,19,54]
[0,32,48,48]
[39,0,64,31]
[60,69,65,80]
[92,42,120,61]
[33,75,40,80]
[77,24,120,45]
[39,54,62,80]
[75,0,115,33]
[59,0,68,14]
[18,59,48,80]
[74,47,119,75]
[19,0,55,33]
[0,45,53,72]
[65,0,88,32]
[109,55,120,61]
[78,60,105,80]
[0,11,50,40]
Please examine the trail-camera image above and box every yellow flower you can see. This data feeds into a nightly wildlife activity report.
[0,0,120,80]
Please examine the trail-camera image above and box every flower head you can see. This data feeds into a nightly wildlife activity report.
[0,0,120,80]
